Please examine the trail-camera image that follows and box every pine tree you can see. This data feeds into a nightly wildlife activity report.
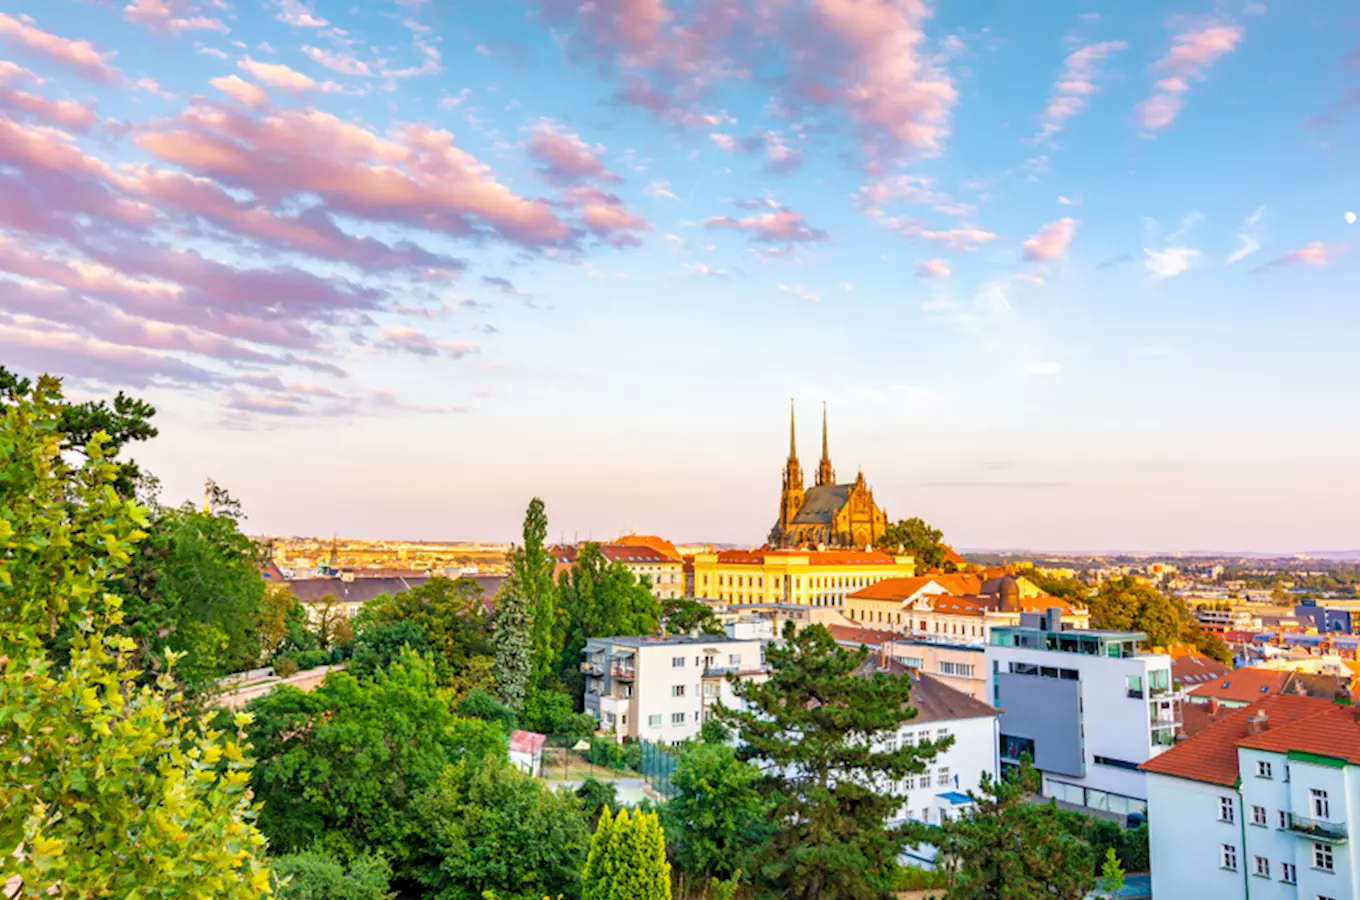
[581,806,672,900]
[581,806,618,900]
[0,376,273,897]
[720,622,942,900]
[491,570,532,711]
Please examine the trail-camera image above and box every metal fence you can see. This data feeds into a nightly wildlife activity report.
[638,738,678,801]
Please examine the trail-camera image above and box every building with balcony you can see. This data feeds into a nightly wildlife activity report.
[1141,694,1360,900]
[984,610,1178,819]
[581,634,766,744]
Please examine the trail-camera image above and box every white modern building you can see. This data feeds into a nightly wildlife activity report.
[582,634,765,744]
[1142,694,1360,900]
[985,610,1179,819]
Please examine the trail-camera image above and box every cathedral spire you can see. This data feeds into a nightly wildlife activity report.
[788,397,797,462]
[816,401,835,486]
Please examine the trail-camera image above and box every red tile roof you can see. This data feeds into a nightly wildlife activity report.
[1238,704,1360,763]
[1140,695,1338,786]
[826,623,899,646]
[1187,667,1292,703]
[850,574,983,603]
[509,730,547,755]
[1170,650,1231,687]
[613,534,682,561]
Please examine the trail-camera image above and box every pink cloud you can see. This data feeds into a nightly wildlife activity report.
[135,105,574,248]
[124,0,228,35]
[562,186,651,247]
[210,74,269,107]
[301,46,372,77]
[1134,24,1244,135]
[916,258,950,278]
[238,56,317,92]
[0,64,98,130]
[1252,241,1332,273]
[1037,40,1127,141]
[1022,217,1078,261]
[0,14,122,84]
[853,174,973,218]
[885,217,996,251]
[377,327,480,358]
[526,122,616,184]
[705,203,828,244]
[709,128,804,174]
[0,315,216,387]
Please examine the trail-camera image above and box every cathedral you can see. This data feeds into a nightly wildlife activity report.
[769,402,889,549]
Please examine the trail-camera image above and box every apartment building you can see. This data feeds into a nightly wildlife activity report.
[1141,694,1360,900]
[582,634,765,744]
[690,548,915,607]
[985,610,1178,819]
[551,543,684,600]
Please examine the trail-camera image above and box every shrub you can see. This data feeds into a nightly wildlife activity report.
[273,656,300,678]
[272,850,392,900]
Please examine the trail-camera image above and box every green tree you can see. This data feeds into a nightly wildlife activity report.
[1089,577,1215,655]
[662,738,771,883]
[272,851,393,900]
[1013,566,1090,605]
[557,543,661,692]
[582,807,671,900]
[306,593,355,651]
[261,582,310,657]
[576,776,619,827]
[352,576,493,693]
[876,517,946,570]
[929,757,1095,900]
[0,375,272,897]
[662,597,725,636]
[412,756,590,900]
[492,570,534,710]
[1097,847,1126,899]
[719,623,941,900]
[457,686,518,732]
[509,497,558,687]
[246,650,506,867]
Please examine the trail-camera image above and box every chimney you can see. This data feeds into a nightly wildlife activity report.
[1207,697,1220,716]
[1247,712,1269,736]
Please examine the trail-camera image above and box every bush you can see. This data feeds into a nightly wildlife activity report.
[892,866,949,890]
[456,687,518,732]
[272,851,392,900]
[585,737,641,773]
[575,776,618,824]
[1055,809,1150,874]
[273,656,300,678]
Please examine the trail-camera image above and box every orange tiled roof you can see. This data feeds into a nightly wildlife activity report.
[826,623,898,646]
[1140,695,1337,786]
[711,549,901,567]
[1187,667,1292,703]
[850,574,983,603]
[1238,704,1360,763]
[613,534,681,561]
[1170,650,1231,687]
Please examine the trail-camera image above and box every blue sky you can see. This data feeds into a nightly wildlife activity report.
[1,0,1357,551]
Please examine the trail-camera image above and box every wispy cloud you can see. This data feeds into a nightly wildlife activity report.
[1022,217,1078,261]
[916,258,950,278]
[1226,206,1265,264]
[1135,23,1244,136]
[1252,242,1332,273]
[1037,40,1127,141]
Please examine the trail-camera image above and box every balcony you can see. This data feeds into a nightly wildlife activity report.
[610,664,636,680]
[1284,813,1348,843]
[582,661,605,676]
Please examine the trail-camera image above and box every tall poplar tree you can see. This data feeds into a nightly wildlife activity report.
[509,497,557,686]
[491,571,532,710]
[720,622,941,900]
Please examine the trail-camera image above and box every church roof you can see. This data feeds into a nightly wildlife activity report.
[790,483,853,524]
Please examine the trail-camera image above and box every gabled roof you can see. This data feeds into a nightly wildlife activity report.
[850,574,982,603]
[849,658,998,723]
[1187,667,1292,703]
[1169,649,1231,686]
[1140,695,1337,786]
[613,534,682,561]
[827,623,898,647]
[789,484,852,524]
[1237,705,1360,764]
[509,730,547,755]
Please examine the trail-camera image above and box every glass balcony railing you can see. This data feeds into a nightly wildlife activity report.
[1284,813,1348,843]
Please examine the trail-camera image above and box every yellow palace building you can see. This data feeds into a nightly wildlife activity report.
[691,547,916,608]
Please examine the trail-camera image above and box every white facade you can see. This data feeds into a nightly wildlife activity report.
[583,635,765,744]
[1148,749,1360,900]
[886,712,999,828]
[986,624,1177,817]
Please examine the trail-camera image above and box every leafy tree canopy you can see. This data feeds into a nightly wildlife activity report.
[876,517,947,571]
[662,737,771,883]
[352,576,493,693]
[272,851,392,900]
[556,542,661,692]
[662,597,725,636]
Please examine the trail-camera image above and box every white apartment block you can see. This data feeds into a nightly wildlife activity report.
[1143,695,1360,900]
[582,634,765,744]
[985,611,1179,819]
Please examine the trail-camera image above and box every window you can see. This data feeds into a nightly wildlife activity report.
[1314,843,1333,872]
[1256,760,1273,778]
[1318,896,1337,900]
[672,656,686,668]
[1253,856,1269,877]
[1126,674,1144,699]
[1311,789,1330,819]
[729,653,742,666]
[920,769,932,785]
[1281,862,1296,884]
[703,682,717,697]
[937,768,950,787]
[671,712,685,725]
[1252,805,1267,826]
[1219,797,1235,823]
[621,714,628,726]
[1222,844,1237,871]
[672,685,686,697]
[938,661,974,677]
[648,714,662,727]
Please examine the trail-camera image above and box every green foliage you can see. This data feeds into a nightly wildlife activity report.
[510,497,559,688]
[556,542,661,692]
[929,757,1095,900]
[0,374,272,897]
[1088,577,1230,664]
[412,756,590,900]
[1012,566,1090,605]
[521,687,596,738]
[492,570,534,710]
[1055,811,1149,875]
[262,582,312,657]
[891,866,948,890]
[1097,847,1126,898]
[274,656,300,678]
[272,851,393,900]
[352,576,493,693]
[246,650,507,867]
[586,736,642,773]
[876,517,946,570]
[457,686,518,732]
[662,738,770,882]
[720,623,940,900]
[576,777,619,825]
[662,597,725,636]
[581,808,672,900]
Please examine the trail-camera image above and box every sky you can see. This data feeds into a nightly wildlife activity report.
[1,0,1358,552]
